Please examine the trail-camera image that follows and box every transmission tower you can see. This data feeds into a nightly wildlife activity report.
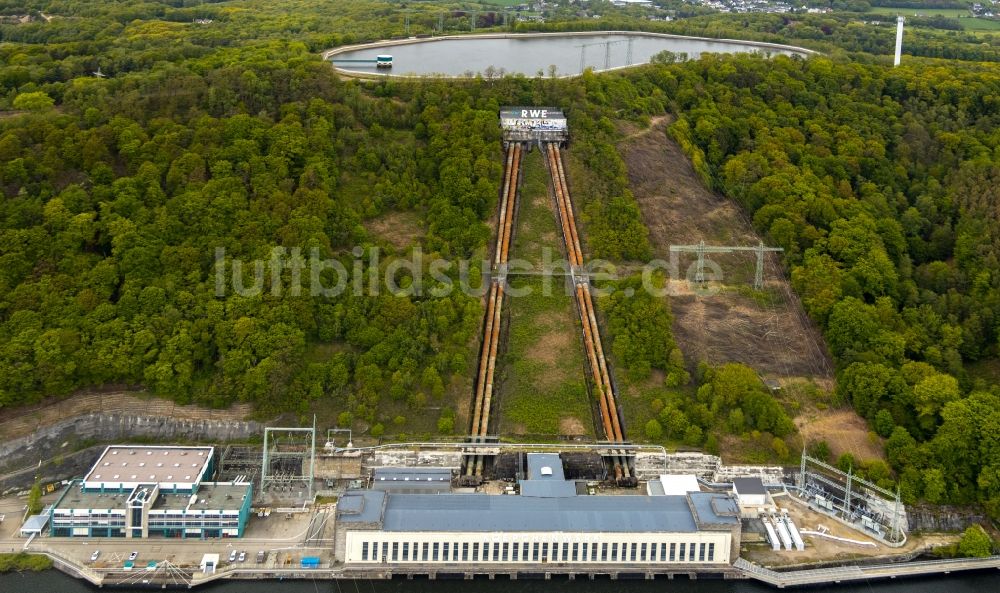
[260,416,317,502]
[669,240,783,289]
[576,38,632,73]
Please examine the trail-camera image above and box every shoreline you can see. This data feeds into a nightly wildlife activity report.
[322,31,818,80]
[24,547,1000,589]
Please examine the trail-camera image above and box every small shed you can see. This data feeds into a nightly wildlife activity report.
[648,474,701,497]
[732,477,767,506]
[200,553,219,574]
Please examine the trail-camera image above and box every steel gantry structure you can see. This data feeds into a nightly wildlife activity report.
[576,37,635,73]
[260,418,317,502]
[670,240,783,289]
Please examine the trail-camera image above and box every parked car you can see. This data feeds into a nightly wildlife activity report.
[127,551,138,561]
[237,551,246,562]
[90,550,100,562]
[228,550,237,562]
[256,550,266,564]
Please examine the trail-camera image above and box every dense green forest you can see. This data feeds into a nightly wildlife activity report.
[656,56,1000,515]
[0,0,654,425]
[2,0,1000,517]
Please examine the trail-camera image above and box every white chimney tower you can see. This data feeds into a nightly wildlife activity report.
[894,17,904,67]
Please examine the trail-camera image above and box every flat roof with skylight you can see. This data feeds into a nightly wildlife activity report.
[82,445,213,492]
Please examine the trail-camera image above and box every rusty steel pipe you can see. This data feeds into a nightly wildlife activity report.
[577,286,621,481]
[549,144,615,442]
[499,143,521,265]
[547,144,580,267]
[467,143,517,476]
[546,144,572,262]
[494,144,516,267]
[579,286,628,478]
[582,289,622,442]
[553,145,584,266]
[551,142,630,479]
[581,284,630,477]
[575,284,616,442]
[550,143,618,443]
[472,144,522,476]
[471,283,499,436]
[481,148,520,437]
[475,285,504,477]
[467,282,499,476]
[479,285,505,437]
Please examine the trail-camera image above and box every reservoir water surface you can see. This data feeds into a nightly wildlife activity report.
[328,32,813,77]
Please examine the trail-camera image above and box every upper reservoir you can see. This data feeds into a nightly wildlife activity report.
[327,32,815,78]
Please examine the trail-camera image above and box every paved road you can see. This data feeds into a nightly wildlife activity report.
[735,556,1000,587]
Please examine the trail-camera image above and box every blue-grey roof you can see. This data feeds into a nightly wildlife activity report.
[337,488,740,534]
[373,467,452,480]
[525,454,565,481]
[519,453,577,498]
[689,492,740,527]
[376,494,718,533]
[337,490,385,524]
[372,467,452,493]
[519,480,579,498]
[732,477,766,495]
[21,514,49,533]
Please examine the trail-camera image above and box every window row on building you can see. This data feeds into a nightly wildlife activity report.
[147,518,242,529]
[361,541,716,563]
[345,532,729,565]
[49,477,253,539]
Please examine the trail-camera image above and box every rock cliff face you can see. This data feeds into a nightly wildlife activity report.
[906,504,985,533]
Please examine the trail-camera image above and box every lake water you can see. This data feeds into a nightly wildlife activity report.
[2,569,997,593]
[328,33,812,78]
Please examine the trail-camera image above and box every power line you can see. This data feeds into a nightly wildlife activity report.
[669,240,782,289]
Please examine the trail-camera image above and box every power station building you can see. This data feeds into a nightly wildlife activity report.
[48,445,252,539]
[335,454,741,568]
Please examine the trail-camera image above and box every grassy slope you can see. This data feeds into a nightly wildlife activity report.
[498,147,594,437]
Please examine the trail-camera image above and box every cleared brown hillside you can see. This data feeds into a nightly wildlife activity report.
[621,116,832,382]
[621,117,882,461]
